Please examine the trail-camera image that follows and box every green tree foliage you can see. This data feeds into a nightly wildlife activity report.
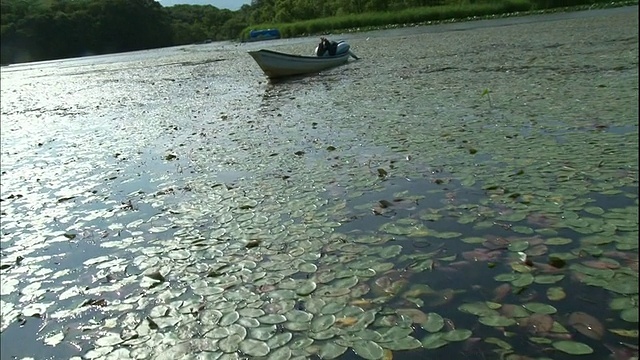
[0,0,624,64]
[1,0,174,63]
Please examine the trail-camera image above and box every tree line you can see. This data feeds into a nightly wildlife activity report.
[0,0,621,64]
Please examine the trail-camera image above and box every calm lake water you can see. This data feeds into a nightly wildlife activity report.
[1,6,638,360]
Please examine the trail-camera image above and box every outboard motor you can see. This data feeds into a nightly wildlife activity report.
[315,41,350,56]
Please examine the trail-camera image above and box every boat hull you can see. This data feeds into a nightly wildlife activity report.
[248,49,350,79]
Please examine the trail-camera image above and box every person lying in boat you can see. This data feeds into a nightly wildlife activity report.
[316,37,338,56]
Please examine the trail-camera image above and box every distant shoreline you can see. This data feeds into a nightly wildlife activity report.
[240,1,638,41]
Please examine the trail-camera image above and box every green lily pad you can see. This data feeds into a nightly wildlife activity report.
[609,297,637,310]
[441,329,472,342]
[219,311,240,326]
[421,333,448,349]
[534,274,565,284]
[522,303,557,315]
[584,206,605,215]
[609,329,639,338]
[250,326,276,341]
[458,302,500,317]
[421,312,444,333]
[295,280,317,296]
[604,278,639,295]
[529,336,552,344]
[546,287,566,301]
[319,342,347,359]
[260,314,287,325]
[240,339,270,356]
[219,334,243,353]
[511,273,535,287]
[621,308,639,323]
[267,346,292,360]
[485,337,512,350]
[479,316,517,327]
[552,340,593,355]
[508,240,529,252]
[311,315,335,332]
[383,336,422,350]
[351,340,384,360]
[267,332,292,349]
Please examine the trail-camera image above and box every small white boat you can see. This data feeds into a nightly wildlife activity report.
[249,41,358,80]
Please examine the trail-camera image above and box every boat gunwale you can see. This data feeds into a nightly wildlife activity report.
[248,49,351,61]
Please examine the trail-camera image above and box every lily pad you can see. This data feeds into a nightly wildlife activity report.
[319,342,347,359]
[546,287,566,301]
[240,339,270,356]
[421,333,448,349]
[620,308,639,323]
[421,312,445,333]
[534,274,564,284]
[479,316,517,327]
[522,303,557,315]
[441,329,472,342]
[295,280,317,296]
[552,340,593,355]
[351,340,384,360]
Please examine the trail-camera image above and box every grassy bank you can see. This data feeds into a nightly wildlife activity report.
[240,0,637,40]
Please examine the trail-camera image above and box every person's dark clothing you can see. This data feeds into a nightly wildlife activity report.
[317,37,338,56]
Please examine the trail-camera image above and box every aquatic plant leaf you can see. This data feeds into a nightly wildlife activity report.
[421,334,448,349]
[512,273,535,287]
[603,278,639,295]
[267,332,292,349]
[499,304,530,318]
[352,340,384,360]
[546,287,566,301]
[421,312,444,333]
[584,206,605,215]
[396,308,427,324]
[550,321,570,334]
[508,241,529,252]
[608,329,639,337]
[529,337,552,344]
[479,316,516,327]
[311,315,335,332]
[220,311,240,326]
[240,339,270,356]
[95,333,124,347]
[238,317,261,328]
[319,342,347,359]
[379,326,413,342]
[552,340,593,355]
[458,302,500,317]
[379,245,403,259]
[382,335,422,351]
[260,314,287,324]
[441,329,472,342]
[295,280,317,296]
[219,334,243,353]
[267,346,292,360]
[250,326,277,341]
[44,331,65,346]
[534,275,564,284]
[485,337,512,350]
[609,297,637,310]
[494,274,519,282]
[522,303,557,315]
[620,308,639,323]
